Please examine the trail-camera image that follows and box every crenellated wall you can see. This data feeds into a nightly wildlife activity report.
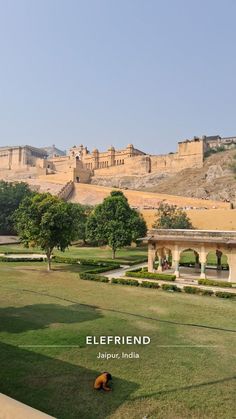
[0,139,204,183]
[92,139,203,177]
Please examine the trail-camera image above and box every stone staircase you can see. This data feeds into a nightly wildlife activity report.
[57,181,74,201]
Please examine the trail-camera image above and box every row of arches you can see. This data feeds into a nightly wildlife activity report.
[150,246,229,280]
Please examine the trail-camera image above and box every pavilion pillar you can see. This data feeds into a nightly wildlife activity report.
[199,245,207,279]
[156,249,164,272]
[173,245,180,278]
[216,250,222,270]
[148,243,156,273]
[227,251,236,282]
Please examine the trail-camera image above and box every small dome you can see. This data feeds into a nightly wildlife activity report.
[127,143,134,148]
[93,148,99,153]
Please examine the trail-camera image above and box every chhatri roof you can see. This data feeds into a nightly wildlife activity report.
[142,229,236,245]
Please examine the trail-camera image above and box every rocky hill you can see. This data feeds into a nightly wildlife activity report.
[92,149,236,203]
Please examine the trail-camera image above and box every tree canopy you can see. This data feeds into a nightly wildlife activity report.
[152,203,193,229]
[86,190,147,258]
[0,181,33,235]
[14,193,85,270]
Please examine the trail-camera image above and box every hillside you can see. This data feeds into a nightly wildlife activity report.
[92,149,236,203]
[145,149,236,202]
[69,183,229,209]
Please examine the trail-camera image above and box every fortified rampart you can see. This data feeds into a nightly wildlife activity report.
[0,134,232,185]
[91,139,203,177]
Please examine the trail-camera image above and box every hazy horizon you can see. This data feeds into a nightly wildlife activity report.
[1,0,236,154]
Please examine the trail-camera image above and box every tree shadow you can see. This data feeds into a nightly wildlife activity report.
[0,342,139,419]
[0,303,102,333]
[130,375,236,401]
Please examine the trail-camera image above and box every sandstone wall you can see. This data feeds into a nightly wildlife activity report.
[93,155,151,176]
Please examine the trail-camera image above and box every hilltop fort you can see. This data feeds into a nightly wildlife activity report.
[1,134,235,185]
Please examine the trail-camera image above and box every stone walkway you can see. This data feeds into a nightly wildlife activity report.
[0,235,20,244]
[0,253,46,259]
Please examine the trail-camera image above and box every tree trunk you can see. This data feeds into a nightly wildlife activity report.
[112,248,116,260]
[47,251,52,271]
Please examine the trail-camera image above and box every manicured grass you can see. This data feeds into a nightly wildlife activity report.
[0,244,147,264]
[0,261,235,418]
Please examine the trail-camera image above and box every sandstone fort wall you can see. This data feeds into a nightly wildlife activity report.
[0,138,204,183]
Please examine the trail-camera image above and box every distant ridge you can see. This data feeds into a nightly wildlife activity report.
[42,145,66,158]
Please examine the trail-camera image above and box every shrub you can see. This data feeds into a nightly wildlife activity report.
[84,265,120,274]
[201,289,214,296]
[0,256,45,262]
[54,256,79,264]
[184,286,201,294]
[141,281,160,289]
[128,257,148,265]
[215,291,235,299]
[161,284,181,292]
[79,272,109,282]
[54,255,120,267]
[125,271,176,281]
[198,278,232,288]
[183,286,213,296]
[54,256,120,273]
[79,258,120,267]
[3,250,42,255]
[111,278,139,286]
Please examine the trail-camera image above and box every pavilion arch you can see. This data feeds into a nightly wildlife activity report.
[154,246,173,272]
[145,230,236,282]
[206,249,229,272]
[179,248,201,267]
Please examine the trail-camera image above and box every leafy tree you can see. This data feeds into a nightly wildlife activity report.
[86,191,147,259]
[14,193,84,271]
[152,203,193,229]
[0,181,33,235]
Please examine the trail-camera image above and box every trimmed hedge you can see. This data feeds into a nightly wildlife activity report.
[184,286,201,294]
[54,256,79,264]
[215,291,235,299]
[79,258,120,267]
[128,257,148,265]
[141,281,160,289]
[84,265,120,274]
[198,278,232,288]
[125,271,176,281]
[3,250,42,255]
[201,289,214,296]
[54,256,120,274]
[161,284,181,292]
[79,272,109,282]
[183,286,214,296]
[0,256,45,262]
[111,278,139,286]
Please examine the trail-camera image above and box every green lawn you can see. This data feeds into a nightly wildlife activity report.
[0,243,147,264]
[0,244,227,266]
[0,261,235,418]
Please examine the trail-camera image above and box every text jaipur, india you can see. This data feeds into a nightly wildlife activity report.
[86,336,151,345]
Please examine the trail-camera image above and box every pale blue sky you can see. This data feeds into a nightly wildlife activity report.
[0,0,236,154]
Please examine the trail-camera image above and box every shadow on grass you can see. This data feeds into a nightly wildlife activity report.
[1,285,235,334]
[0,342,139,419]
[0,303,102,333]
[130,375,236,401]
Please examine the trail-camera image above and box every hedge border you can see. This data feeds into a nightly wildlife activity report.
[198,278,232,288]
[125,270,176,281]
